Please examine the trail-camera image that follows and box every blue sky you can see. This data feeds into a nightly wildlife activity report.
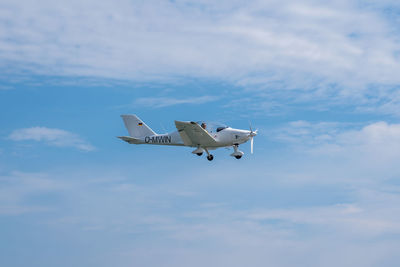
[1,0,400,266]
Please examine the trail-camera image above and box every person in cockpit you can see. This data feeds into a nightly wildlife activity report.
[201,122,207,129]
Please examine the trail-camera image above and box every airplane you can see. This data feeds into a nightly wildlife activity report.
[117,114,257,161]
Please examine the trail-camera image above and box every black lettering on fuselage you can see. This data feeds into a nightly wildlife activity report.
[144,135,171,144]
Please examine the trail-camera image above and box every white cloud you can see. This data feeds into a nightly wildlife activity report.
[272,120,400,185]
[134,95,219,108]
[275,120,400,150]
[8,127,95,151]
[1,0,400,114]
[340,121,400,145]
[335,122,400,165]
[2,161,400,266]
[246,201,400,237]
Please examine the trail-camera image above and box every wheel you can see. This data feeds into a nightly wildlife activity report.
[196,153,203,156]
[207,154,214,161]
[235,155,242,159]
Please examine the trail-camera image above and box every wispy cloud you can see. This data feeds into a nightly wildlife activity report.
[134,95,219,108]
[1,164,399,266]
[275,120,400,151]
[0,171,67,215]
[8,127,95,151]
[1,0,400,114]
[272,120,400,184]
[274,120,353,146]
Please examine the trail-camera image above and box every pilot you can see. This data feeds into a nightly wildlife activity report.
[201,122,207,129]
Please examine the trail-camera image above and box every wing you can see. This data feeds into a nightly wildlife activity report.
[174,121,218,147]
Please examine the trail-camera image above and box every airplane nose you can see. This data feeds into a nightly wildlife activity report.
[249,130,257,137]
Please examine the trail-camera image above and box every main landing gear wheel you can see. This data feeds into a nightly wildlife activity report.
[207,154,214,161]
[196,153,203,156]
[235,155,242,159]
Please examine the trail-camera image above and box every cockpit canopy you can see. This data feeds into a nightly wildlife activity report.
[197,121,228,133]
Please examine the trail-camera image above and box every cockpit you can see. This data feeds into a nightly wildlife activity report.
[197,121,228,133]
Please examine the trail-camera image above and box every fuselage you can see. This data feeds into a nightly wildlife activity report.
[133,127,251,148]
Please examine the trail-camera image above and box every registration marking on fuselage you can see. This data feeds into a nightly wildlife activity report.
[145,136,172,144]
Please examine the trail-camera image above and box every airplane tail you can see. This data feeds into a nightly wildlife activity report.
[121,114,156,138]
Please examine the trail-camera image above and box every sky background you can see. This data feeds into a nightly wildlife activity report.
[1,0,400,266]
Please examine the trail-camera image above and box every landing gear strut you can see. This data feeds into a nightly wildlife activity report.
[205,148,214,161]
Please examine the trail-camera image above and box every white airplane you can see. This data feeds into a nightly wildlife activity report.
[118,114,257,161]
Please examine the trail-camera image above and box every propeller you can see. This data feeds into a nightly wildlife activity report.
[248,122,258,154]
[251,136,254,154]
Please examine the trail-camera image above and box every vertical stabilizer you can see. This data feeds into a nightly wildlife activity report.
[121,115,156,138]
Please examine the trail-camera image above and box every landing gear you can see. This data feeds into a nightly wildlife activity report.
[230,144,244,159]
[205,148,214,161]
[192,147,204,156]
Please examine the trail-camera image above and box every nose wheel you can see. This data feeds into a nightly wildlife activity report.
[230,144,244,159]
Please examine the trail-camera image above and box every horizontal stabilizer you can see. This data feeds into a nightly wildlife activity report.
[117,136,142,144]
